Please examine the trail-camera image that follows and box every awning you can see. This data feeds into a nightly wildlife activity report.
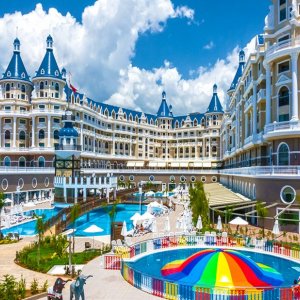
[157,162,166,167]
[148,162,157,167]
[202,162,212,168]
[193,162,203,167]
[126,161,145,167]
[179,162,188,167]
[170,162,180,167]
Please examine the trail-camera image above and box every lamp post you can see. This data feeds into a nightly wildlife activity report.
[16,185,20,206]
[139,182,142,214]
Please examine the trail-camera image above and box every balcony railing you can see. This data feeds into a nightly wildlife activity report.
[264,120,300,134]
[55,144,82,151]
[244,135,253,145]
[257,89,266,102]
[266,37,300,57]
[244,96,253,112]
[220,166,300,176]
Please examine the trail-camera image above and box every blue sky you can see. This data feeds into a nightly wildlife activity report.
[0,0,270,114]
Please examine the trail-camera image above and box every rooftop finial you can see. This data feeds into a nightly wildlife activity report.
[162,91,166,100]
[239,50,245,63]
[46,34,53,49]
[213,83,217,94]
[13,37,20,52]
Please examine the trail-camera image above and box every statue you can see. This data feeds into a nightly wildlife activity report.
[70,275,93,300]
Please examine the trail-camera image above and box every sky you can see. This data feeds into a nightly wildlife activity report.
[0,0,270,115]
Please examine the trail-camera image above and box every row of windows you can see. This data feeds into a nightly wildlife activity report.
[3,156,45,167]
[3,130,59,140]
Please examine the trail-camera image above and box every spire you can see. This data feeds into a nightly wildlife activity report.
[13,38,20,52]
[228,50,246,92]
[1,38,31,83]
[34,35,62,79]
[207,84,223,113]
[157,91,173,118]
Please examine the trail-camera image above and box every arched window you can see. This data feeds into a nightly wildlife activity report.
[125,144,129,151]
[278,86,290,122]
[19,156,26,167]
[54,130,59,140]
[39,129,45,139]
[38,156,45,168]
[5,130,10,140]
[105,142,109,149]
[19,131,26,141]
[5,84,10,92]
[3,156,11,167]
[278,143,289,166]
[193,119,198,127]
[55,83,59,98]
[39,82,44,89]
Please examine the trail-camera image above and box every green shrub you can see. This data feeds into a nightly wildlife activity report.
[30,278,39,295]
[17,276,26,299]
[41,280,48,292]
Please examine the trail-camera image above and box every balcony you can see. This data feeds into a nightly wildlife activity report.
[257,89,266,103]
[264,120,300,139]
[266,37,300,61]
[244,96,253,113]
[55,144,82,151]
[244,135,253,146]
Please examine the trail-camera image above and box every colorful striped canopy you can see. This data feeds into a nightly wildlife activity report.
[161,249,283,288]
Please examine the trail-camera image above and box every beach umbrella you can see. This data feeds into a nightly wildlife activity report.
[272,219,280,235]
[229,217,248,225]
[130,212,142,221]
[217,215,222,232]
[141,212,155,220]
[161,249,284,289]
[196,216,203,231]
[164,216,170,232]
[151,219,157,233]
[121,221,128,237]
[83,224,104,248]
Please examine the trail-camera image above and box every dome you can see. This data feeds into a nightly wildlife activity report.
[59,122,79,138]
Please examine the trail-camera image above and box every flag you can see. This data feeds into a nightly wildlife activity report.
[70,83,77,93]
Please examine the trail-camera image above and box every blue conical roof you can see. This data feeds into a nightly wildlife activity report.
[34,35,62,79]
[59,111,78,138]
[2,38,31,82]
[228,50,245,92]
[206,84,223,113]
[157,91,173,118]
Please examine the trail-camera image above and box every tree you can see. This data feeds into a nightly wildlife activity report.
[70,204,80,254]
[224,206,233,227]
[0,192,5,239]
[145,181,153,192]
[189,182,209,228]
[35,215,46,267]
[256,201,268,238]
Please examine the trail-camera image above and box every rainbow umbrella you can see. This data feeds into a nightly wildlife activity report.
[161,249,283,289]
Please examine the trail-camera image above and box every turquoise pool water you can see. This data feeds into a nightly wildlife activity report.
[2,206,63,236]
[71,204,147,237]
[127,248,300,287]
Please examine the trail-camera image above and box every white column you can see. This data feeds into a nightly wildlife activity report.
[265,63,272,124]
[80,122,83,146]
[253,82,258,137]
[236,105,239,148]
[291,52,299,121]
[74,188,78,204]
[93,129,96,152]
[106,187,110,203]
[47,116,51,147]
[13,117,16,148]
[31,117,35,147]
[245,114,248,139]
[83,188,87,202]
[0,118,2,148]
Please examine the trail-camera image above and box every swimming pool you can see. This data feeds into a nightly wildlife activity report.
[126,248,300,287]
[70,204,147,237]
[2,206,63,236]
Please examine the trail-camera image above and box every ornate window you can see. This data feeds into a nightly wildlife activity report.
[280,185,296,204]
[19,131,26,141]
[277,143,289,165]
[1,179,8,190]
[3,156,11,167]
[278,86,290,122]
[18,156,26,167]
[149,175,155,182]
[129,175,134,181]
[38,156,45,168]
[39,129,45,140]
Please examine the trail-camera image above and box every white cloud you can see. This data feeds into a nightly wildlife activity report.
[0,1,256,116]
[203,41,214,50]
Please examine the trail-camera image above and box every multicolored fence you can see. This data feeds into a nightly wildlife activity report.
[103,234,300,299]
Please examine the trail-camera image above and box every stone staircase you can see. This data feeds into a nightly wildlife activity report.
[204,183,251,207]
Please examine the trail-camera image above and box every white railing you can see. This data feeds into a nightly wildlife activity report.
[266,37,300,57]
[244,96,253,112]
[257,89,266,102]
[244,135,253,145]
[0,167,55,174]
[264,120,300,134]
[220,166,300,176]
[54,175,117,188]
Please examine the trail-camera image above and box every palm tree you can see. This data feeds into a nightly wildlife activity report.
[35,215,46,266]
[256,201,268,238]
[224,206,233,227]
[0,192,5,239]
[70,204,80,254]
[189,182,209,228]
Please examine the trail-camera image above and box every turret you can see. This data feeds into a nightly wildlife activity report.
[32,35,65,100]
[157,91,173,129]
[0,38,33,101]
[228,50,246,93]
